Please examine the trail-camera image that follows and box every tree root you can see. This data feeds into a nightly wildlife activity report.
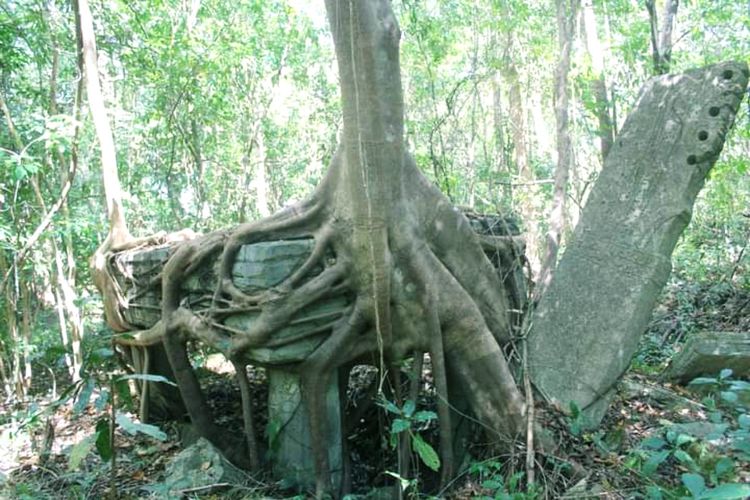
[104,147,544,497]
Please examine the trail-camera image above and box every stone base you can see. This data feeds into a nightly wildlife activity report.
[267,369,342,492]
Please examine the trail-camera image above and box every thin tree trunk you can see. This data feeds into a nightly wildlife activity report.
[0,252,24,400]
[506,63,541,276]
[645,0,679,75]
[254,130,270,217]
[73,0,130,245]
[538,0,578,294]
[21,281,33,393]
[582,0,613,162]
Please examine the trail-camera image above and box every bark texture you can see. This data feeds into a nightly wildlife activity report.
[529,61,748,425]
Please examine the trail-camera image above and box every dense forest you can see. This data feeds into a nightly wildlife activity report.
[1,0,749,498]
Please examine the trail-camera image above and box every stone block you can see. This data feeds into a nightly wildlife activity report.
[664,331,750,384]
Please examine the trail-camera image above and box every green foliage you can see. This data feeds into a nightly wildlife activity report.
[625,368,750,499]
[467,459,538,500]
[382,397,441,472]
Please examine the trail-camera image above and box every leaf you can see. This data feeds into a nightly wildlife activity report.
[569,401,581,418]
[729,380,750,391]
[674,449,699,471]
[68,434,96,471]
[95,419,113,461]
[682,473,706,498]
[642,436,667,450]
[402,400,416,418]
[115,379,133,411]
[115,413,167,441]
[719,369,733,380]
[713,457,734,479]
[117,374,178,386]
[412,433,440,471]
[482,479,503,490]
[646,486,664,500]
[73,379,95,415]
[391,419,410,434]
[675,433,697,446]
[689,378,719,387]
[720,391,738,404]
[414,410,437,423]
[738,414,750,430]
[643,450,670,475]
[94,389,110,412]
[699,483,750,499]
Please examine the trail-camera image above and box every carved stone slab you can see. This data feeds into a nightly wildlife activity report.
[528,61,749,426]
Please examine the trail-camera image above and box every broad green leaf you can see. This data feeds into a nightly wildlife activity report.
[391,418,410,434]
[738,414,750,429]
[95,418,113,461]
[729,381,750,391]
[675,433,697,446]
[720,391,738,404]
[115,379,134,411]
[412,433,440,471]
[681,473,705,498]
[402,400,416,418]
[642,436,667,450]
[117,373,178,386]
[700,483,750,499]
[714,457,734,478]
[643,450,670,475]
[719,369,733,380]
[689,378,719,386]
[414,410,437,423]
[73,379,96,415]
[68,434,96,471]
[115,413,167,441]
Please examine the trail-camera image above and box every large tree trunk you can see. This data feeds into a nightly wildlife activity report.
[529,61,748,426]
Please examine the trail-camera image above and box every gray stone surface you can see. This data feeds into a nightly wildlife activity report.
[267,370,342,492]
[664,331,750,383]
[163,437,246,493]
[528,61,748,426]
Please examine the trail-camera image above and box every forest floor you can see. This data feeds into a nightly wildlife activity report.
[0,281,748,499]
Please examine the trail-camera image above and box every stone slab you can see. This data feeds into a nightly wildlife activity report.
[528,61,748,426]
[664,331,750,384]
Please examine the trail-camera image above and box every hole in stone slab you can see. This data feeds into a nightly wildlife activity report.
[698,130,709,141]
[709,106,720,117]
[722,70,734,80]
[687,155,698,165]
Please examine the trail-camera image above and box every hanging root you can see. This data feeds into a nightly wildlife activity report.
[300,299,372,497]
[233,361,260,471]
